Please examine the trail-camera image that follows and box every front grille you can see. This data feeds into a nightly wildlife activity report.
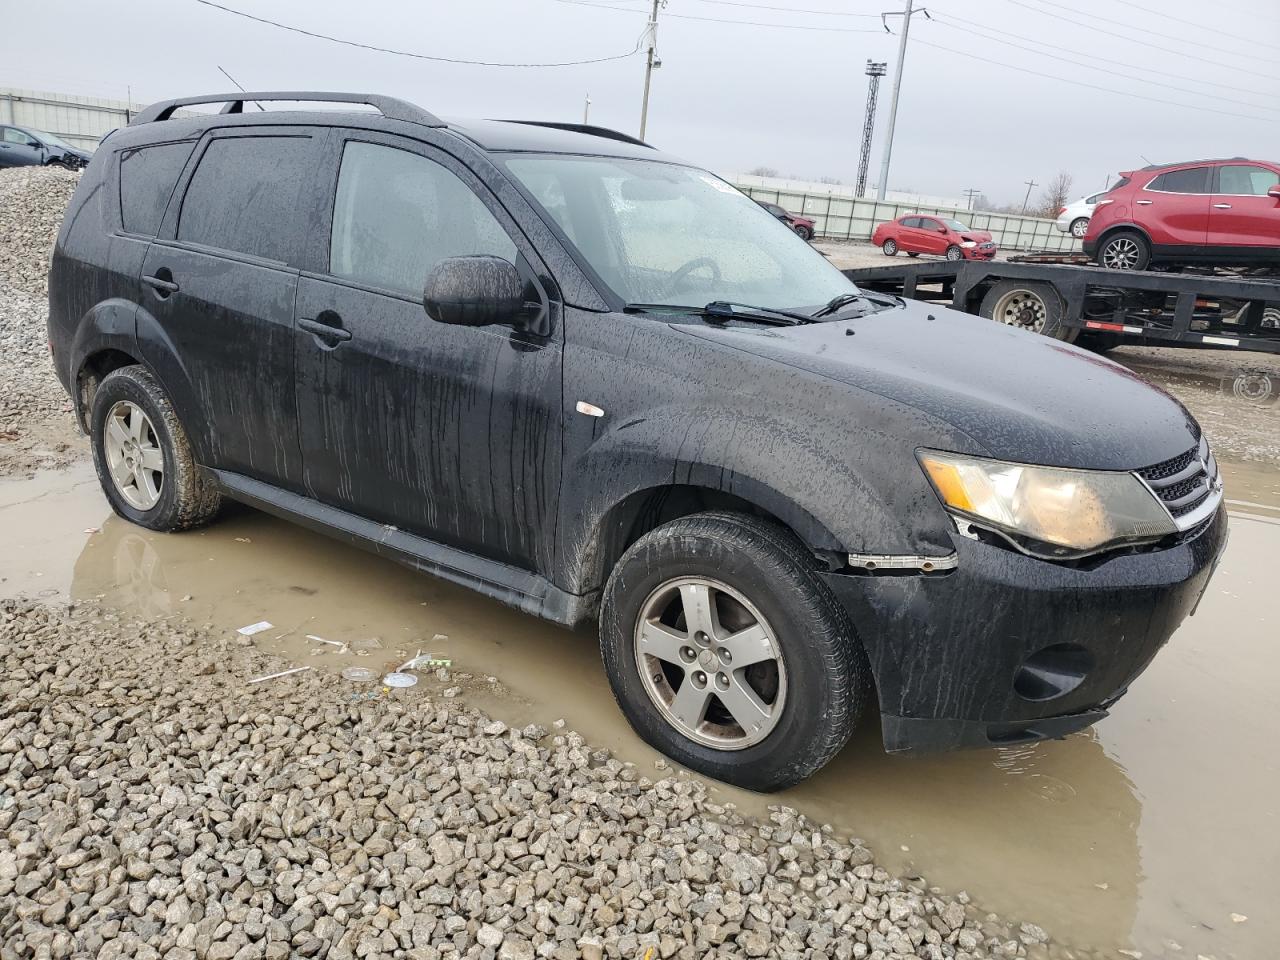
[1137,435,1222,530]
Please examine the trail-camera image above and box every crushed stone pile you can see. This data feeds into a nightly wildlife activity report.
[0,600,1070,960]
[0,165,80,301]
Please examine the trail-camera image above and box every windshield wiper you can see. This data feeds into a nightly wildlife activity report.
[810,292,866,318]
[626,301,812,327]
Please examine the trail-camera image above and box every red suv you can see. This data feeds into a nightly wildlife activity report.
[1084,158,1280,270]
[871,214,997,261]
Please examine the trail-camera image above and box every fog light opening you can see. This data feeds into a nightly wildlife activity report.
[1013,643,1093,702]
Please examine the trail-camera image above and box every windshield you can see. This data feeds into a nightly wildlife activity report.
[942,219,970,231]
[502,154,856,310]
[27,128,75,150]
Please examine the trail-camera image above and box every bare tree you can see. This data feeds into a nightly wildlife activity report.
[1037,171,1074,217]
[746,166,779,178]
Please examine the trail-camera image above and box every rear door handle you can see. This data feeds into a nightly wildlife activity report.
[299,316,352,343]
[1213,203,1232,209]
[142,274,179,295]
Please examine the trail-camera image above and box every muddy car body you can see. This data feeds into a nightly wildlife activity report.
[48,93,1227,790]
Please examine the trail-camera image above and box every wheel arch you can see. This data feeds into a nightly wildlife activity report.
[1094,221,1152,250]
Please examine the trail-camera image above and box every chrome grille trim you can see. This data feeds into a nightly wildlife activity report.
[1136,436,1223,533]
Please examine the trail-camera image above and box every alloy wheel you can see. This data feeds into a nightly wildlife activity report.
[946,246,963,262]
[104,400,165,510]
[992,288,1048,333]
[1102,237,1141,269]
[1070,218,1089,238]
[634,576,787,750]
[883,240,897,256]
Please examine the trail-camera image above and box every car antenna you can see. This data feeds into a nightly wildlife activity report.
[1139,154,1155,166]
[216,66,266,111]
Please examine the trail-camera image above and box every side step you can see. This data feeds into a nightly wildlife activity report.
[212,471,595,627]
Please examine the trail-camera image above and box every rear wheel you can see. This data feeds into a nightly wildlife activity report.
[945,245,964,262]
[881,239,898,256]
[90,365,222,532]
[1098,231,1150,271]
[980,279,1078,343]
[600,511,868,791]
[1070,217,1090,239]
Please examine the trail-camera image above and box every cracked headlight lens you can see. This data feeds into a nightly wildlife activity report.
[918,450,1177,558]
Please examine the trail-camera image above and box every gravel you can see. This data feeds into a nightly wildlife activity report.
[0,166,81,301]
[0,599,1077,960]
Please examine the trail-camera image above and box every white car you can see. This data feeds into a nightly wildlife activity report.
[1054,191,1107,239]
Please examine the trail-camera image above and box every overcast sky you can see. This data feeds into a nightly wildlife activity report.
[3,0,1278,205]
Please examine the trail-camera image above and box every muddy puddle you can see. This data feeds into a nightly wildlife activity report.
[3,453,1277,958]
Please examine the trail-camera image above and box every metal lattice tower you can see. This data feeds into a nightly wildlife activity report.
[857,61,888,199]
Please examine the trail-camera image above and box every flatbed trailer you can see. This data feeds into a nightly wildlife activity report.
[842,260,1280,355]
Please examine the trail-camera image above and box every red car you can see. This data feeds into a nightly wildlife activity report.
[1084,157,1280,270]
[757,200,817,241]
[871,214,997,261]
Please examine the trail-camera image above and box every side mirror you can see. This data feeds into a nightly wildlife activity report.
[1269,184,1280,200]
[938,226,948,233]
[423,255,523,327]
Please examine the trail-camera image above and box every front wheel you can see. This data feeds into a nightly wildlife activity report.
[945,245,964,262]
[1070,217,1090,239]
[793,224,814,241]
[881,239,898,256]
[600,512,868,791]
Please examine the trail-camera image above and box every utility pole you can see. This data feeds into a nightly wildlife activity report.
[638,0,662,139]
[856,61,887,198]
[583,92,591,124]
[962,187,981,211]
[876,1,929,200]
[1020,179,1038,215]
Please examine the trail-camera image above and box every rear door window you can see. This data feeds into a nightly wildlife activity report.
[119,141,194,236]
[177,135,316,264]
[1216,165,1280,196]
[1148,167,1210,194]
[901,216,920,228]
[328,140,516,297]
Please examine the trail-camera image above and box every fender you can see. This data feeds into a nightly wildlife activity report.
[1095,221,1152,247]
[67,299,141,428]
[132,300,216,465]
[556,410,912,596]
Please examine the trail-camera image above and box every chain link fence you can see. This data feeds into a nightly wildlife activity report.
[735,183,1080,253]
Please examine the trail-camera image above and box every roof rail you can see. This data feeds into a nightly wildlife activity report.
[504,120,652,149]
[129,92,445,128]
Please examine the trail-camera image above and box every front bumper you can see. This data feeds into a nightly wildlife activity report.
[961,245,998,260]
[820,505,1227,753]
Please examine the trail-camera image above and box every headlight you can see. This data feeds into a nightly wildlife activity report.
[918,450,1176,559]
[960,241,977,248]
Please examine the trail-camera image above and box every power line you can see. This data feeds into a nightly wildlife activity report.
[911,37,1273,124]
[928,8,1275,99]
[929,12,1280,115]
[191,0,645,67]
[557,0,883,32]
[1110,0,1280,52]
[1005,0,1280,83]
[695,0,880,16]
[1019,0,1280,60]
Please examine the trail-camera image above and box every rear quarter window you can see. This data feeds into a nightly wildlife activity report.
[177,135,315,264]
[119,141,195,236]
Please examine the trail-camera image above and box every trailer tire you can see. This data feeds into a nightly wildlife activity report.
[1075,332,1123,354]
[980,280,1078,344]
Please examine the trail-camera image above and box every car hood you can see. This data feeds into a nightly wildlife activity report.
[679,299,1199,471]
[959,230,993,243]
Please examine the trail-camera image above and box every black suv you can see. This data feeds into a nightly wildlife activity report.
[48,92,1227,791]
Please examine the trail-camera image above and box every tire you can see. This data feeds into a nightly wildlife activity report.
[907,251,920,258]
[1074,332,1123,354]
[881,239,898,256]
[90,365,222,532]
[793,224,813,241]
[1070,217,1090,239]
[600,511,869,792]
[979,279,1078,343]
[1097,230,1150,271]
[945,245,964,262]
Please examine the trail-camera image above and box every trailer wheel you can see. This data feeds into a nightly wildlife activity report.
[980,280,1078,343]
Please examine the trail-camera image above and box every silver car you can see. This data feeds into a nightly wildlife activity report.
[1054,191,1106,239]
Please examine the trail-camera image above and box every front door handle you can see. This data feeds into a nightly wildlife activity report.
[299,316,352,344]
[142,272,179,297]
[1135,199,1153,205]
[1213,203,1232,209]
